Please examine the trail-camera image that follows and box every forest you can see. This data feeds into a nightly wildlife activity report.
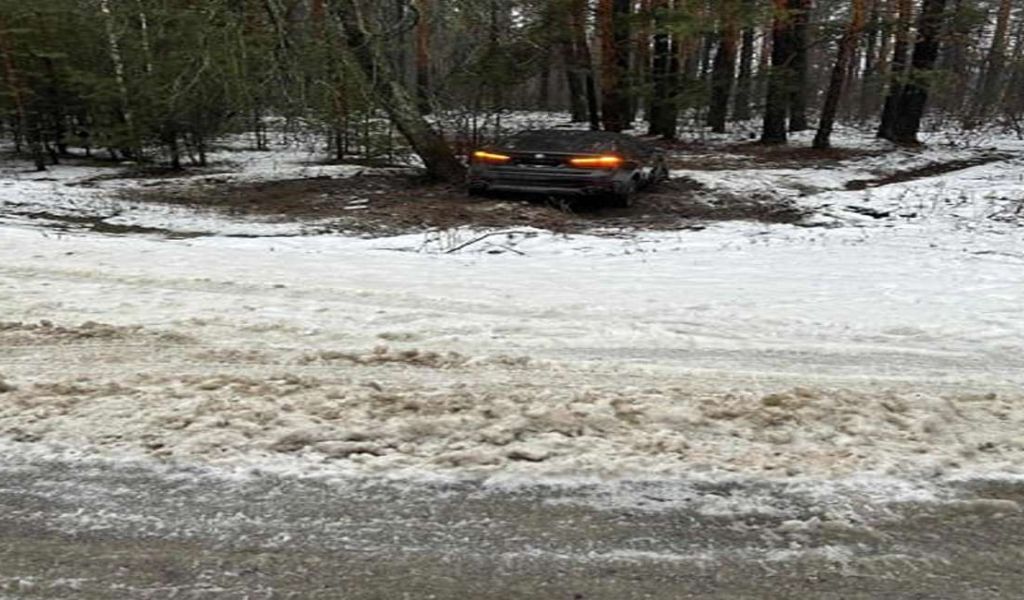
[0,0,1022,180]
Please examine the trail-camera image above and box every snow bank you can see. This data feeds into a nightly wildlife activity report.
[1,348,1022,479]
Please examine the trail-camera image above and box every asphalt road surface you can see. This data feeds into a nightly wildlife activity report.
[2,452,1023,599]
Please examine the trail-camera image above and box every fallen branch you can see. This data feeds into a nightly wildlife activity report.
[443,229,536,254]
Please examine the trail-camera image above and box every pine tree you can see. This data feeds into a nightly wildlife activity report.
[708,0,739,133]
[815,0,868,149]
[886,0,949,144]
[599,0,633,132]
[762,0,801,144]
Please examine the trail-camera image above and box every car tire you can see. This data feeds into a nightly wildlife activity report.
[607,180,637,209]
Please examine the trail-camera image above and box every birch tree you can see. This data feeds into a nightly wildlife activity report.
[99,0,139,158]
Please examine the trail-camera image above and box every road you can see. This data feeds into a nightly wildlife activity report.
[2,453,1023,599]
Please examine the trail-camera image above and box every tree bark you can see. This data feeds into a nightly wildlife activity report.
[733,2,756,122]
[814,0,868,148]
[708,1,739,133]
[976,0,1013,118]
[648,0,680,138]
[566,0,601,129]
[539,46,553,110]
[762,0,799,144]
[933,0,965,114]
[99,0,140,159]
[562,0,588,122]
[887,0,948,144]
[599,0,633,132]
[788,0,812,132]
[857,0,883,120]
[1004,14,1024,127]
[634,0,654,123]
[335,0,464,182]
[878,0,914,139]
[566,61,588,121]
[414,0,432,114]
[755,9,773,106]
[0,16,45,170]
[138,0,153,76]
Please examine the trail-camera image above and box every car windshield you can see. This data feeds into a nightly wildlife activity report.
[500,131,621,154]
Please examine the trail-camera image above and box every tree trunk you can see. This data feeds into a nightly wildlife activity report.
[539,47,553,110]
[863,0,879,76]
[933,0,964,114]
[755,10,773,107]
[566,0,601,129]
[699,32,715,81]
[878,0,914,139]
[99,0,140,159]
[634,0,654,123]
[788,0,812,132]
[976,0,1013,119]
[0,18,44,170]
[762,0,799,144]
[1004,15,1024,128]
[335,0,464,182]
[648,0,680,138]
[599,0,633,132]
[887,0,948,144]
[814,0,868,148]
[41,55,67,157]
[584,56,601,130]
[708,1,739,133]
[733,3,756,122]
[138,0,154,76]
[566,63,588,121]
[166,130,182,171]
[414,0,432,114]
[562,0,587,122]
[858,0,884,120]
[680,8,702,88]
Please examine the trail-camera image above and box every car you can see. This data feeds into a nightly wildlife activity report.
[467,129,669,208]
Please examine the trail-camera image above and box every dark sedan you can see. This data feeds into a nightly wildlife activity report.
[467,130,668,207]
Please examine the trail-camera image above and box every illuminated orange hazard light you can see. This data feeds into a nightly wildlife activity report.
[569,155,623,168]
[473,151,512,164]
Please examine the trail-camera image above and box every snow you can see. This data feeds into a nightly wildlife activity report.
[0,137,410,237]
[1,129,1023,488]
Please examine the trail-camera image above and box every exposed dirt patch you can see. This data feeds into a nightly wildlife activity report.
[0,321,195,346]
[298,346,473,369]
[17,211,210,238]
[120,174,808,236]
[844,153,1013,190]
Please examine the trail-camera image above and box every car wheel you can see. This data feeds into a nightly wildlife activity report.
[647,164,669,188]
[607,180,637,209]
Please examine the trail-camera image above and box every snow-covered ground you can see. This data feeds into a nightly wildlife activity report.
[1,128,1023,487]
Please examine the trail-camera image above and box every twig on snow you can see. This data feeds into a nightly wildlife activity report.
[443,229,535,254]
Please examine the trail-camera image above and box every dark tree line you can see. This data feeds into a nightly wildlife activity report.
[1,0,1022,181]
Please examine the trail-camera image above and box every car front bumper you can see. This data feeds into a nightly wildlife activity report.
[468,165,623,196]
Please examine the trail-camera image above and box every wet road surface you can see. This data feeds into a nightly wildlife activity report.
[2,452,1023,599]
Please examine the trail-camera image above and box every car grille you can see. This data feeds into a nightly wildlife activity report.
[513,155,563,167]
